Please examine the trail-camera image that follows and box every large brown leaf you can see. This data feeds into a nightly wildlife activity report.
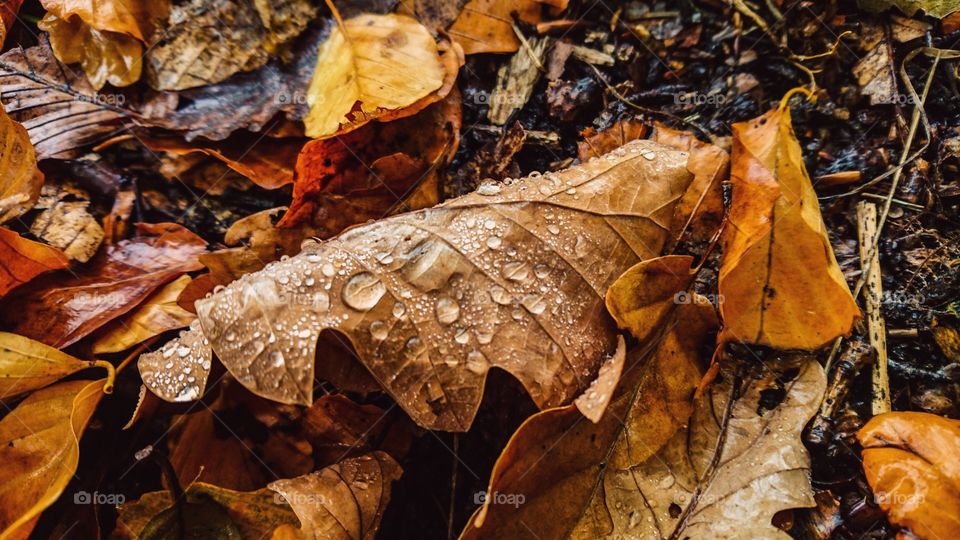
[858,411,960,540]
[719,103,859,350]
[140,140,694,431]
[4,222,205,348]
[0,379,106,539]
[0,227,67,298]
[0,105,43,223]
[0,38,127,159]
[464,304,826,539]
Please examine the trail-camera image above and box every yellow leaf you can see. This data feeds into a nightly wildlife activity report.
[859,411,960,540]
[719,101,860,349]
[0,108,42,225]
[39,0,169,40]
[92,275,196,354]
[0,332,113,399]
[39,14,143,89]
[304,14,451,139]
[0,379,106,540]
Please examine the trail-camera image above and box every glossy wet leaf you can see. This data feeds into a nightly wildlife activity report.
[719,103,859,350]
[304,13,461,139]
[605,254,695,342]
[0,105,43,224]
[0,38,127,159]
[140,140,694,431]
[4,223,205,348]
[858,411,960,540]
[465,308,825,539]
[269,452,402,540]
[0,227,68,298]
[0,332,108,399]
[144,0,316,91]
[92,275,196,354]
[0,379,106,539]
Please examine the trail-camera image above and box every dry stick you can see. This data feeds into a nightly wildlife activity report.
[858,201,891,415]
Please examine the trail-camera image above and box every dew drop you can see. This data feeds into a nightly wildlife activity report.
[484,219,496,230]
[534,264,551,279]
[370,320,389,341]
[405,336,425,356]
[502,261,530,282]
[466,351,488,374]
[224,330,237,342]
[489,286,513,305]
[321,263,336,277]
[392,301,407,318]
[522,294,546,315]
[454,328,470,344]
[375,251,394,265]
[574,235,590,258]
[486,236,502,249]
[547,224,561,235]
[476,328,494,344]
[436,297,460,325]
[477,181,501,196]
[342,272,386,311]
[269,350,284,368]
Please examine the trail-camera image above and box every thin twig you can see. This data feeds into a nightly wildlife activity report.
[858,201,890,415]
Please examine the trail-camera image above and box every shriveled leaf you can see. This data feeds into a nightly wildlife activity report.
[0,332,108,399]
[0,379,106,539]
[447,0,545,54]
[858,0,960,18]
[92,274,196,354]
[29,181,104,263]
[144,0,317,91]
[282,89,461,230]
[605,254,695,341]
[301,394,414,468]
[304,13,461,139]
[0,227,68,298]
[39,0,168,40]
[269,452,402,540]
[114,483,299,540]
[465,309,826,539]
[576,118,648,161]
[39,13,144,90]
[0,106,42,224]
[3,222,205,348]
[719,103,859,350]
[858,411,960,540]
[0,38,128,159]
[651,123,728,242]
[140,140,694,431]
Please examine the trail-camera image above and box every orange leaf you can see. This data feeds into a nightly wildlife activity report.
[719,103,859,349]
[448,0,546,55]
[0,227,68,298]
[859,412,960,540]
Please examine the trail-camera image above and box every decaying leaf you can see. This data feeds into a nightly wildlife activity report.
[0,106,42,224]
[576,118,648,161]
[605,254,695,341]
[0,332,111,399]
[0,379,106,539]
[269,452,402,540]
[91,275,196,354]
[719,101,859,350]
[37,0,170,90]
[858,411,960,540]
[447,0,545,55]
[852,24,897,106]
[140,140,695,431]
[0,0,23,38]
[3,223,205,348]
[858,0,960,18]
[144,0,317,91]
[0,227,67,298]
[282,89,461,230]
[465,305,825,539]
[0,38,127,159]
[304,13,462,139]
[28,181,104,263]
[115,452,401,540]
[114,483,300,539]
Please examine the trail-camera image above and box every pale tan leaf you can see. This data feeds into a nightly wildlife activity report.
[268,452,402,540]
[0,332,108,399]
[0,379,106,539]
[140,140,694,431]
[29,181,104,263]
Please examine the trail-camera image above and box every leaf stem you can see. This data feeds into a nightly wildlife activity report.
[87,360,116,394]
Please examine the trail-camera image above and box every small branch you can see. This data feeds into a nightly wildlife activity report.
[806,339,873,446]
[857,201,890,415]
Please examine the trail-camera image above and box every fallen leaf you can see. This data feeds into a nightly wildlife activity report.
[37,0,169,90]
[465,311,826,539]
[719,100,859,350]
[28,181,104,263]
[651,123,728,242]
[282,89,462,230]
[114,483,299,539]
[0,379,106,539]
[0,0,23,37]
[605,254,695,341]
[852,25,896,106]
[0,105,42,224]
[144,0,317,91]
[577,118,648,161]
[0,332,111,399]
[0,38,128,159]
[4,222,205,348]
[858,0,960,18]
[91,274,196,354]
[447,0,545,55]
[304,13,462,138]
[397,0,470,29]
[0,227,68,298]
[269,452,402,540]
[301,394,414,468]
[858,411,960,540]
[140,140,694,431]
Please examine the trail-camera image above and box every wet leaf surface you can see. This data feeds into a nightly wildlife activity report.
[0,227,68,298]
